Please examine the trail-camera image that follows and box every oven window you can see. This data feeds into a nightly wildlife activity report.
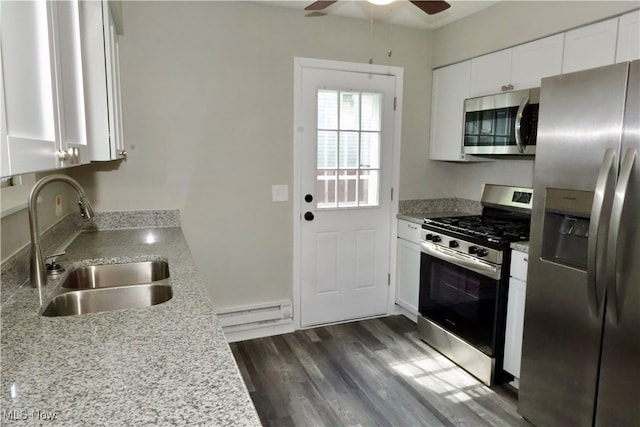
[419,254,500,356]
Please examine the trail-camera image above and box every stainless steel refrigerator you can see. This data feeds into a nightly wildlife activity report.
[519,60,639,426]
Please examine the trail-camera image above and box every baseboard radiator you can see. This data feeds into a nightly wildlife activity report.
[216,300,293,333]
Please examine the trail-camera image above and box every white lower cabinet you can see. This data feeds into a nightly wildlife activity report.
[504,249,528,385]
[396,220,421,315]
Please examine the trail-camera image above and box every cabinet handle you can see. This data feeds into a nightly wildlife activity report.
[56,150,69,162]
[523,257,528,262]
[408,224,417,229]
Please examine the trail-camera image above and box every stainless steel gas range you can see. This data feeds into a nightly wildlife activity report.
[417,184,533,386]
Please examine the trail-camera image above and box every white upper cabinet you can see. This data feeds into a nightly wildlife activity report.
[81,1,126,161]
[2,0,60,176]
[616,10,640,63]
[563,18,619,74]
[52,1,90,163]
[470,34,564,97]
[470,49,512,97]
[429,60,476,161]
[1,0,89,178]
[511,34,565,90]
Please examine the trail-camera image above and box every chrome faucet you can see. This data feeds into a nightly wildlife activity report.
[28,174,95,289]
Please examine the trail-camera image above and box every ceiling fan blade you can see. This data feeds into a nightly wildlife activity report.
[304,1,337,11]
[305,11,328,17]
[409,0,451,15]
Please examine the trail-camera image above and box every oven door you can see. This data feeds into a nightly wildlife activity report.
[419,243,503,357]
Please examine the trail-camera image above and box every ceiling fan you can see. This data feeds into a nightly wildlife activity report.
[304,0,451,16]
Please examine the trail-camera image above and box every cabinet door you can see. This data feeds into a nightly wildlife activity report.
[397,219,421,242]
[396,238,421,314]
[470,49,512,97]
[429,61,473,161]
[81,0,125,161]
[616,10,640,63]
[511,34,564,90]
[563,18,619,74]
[1,53,9,177]
[1,0,88,177]
[104,5,125,159]
[1,0,59,175]
[51,0,89,165]
[504,276,527,380]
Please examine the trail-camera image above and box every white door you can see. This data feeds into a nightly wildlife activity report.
[298,65,396,327]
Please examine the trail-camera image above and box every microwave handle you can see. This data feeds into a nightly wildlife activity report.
[514,96,529,154]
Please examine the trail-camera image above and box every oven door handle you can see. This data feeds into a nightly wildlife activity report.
[421,242,502,280]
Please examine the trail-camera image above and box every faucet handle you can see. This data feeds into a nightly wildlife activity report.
[45,251,66,277]
[45,251,66,264]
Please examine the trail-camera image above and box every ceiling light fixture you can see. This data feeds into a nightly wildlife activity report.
[367,0,395,5]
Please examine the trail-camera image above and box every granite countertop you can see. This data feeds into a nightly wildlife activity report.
[397,211,475,225]
[0,228,260,426]
[511,241,530,253]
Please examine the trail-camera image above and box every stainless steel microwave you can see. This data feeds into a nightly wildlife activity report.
[463,88,540,156]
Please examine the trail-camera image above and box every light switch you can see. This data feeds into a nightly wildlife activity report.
[272,185,288,202]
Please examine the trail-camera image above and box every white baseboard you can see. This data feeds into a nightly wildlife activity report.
[393,303,418,323]
[222,302,418,343]
[224,322,295,343]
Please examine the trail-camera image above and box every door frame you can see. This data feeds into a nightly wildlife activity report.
[292,57,404,330]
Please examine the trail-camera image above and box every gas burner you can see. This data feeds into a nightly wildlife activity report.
[424,214,530,246]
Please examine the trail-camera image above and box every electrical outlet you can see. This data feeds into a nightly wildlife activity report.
[55,194,62,217]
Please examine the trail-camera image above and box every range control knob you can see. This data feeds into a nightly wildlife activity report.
[468,246,479,254]
[432,235,442,243]
[425,234,433,240]
[476,249,489,257]
[448,240,459,248]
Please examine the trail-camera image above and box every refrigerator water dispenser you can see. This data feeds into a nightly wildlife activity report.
[541,188,594,270]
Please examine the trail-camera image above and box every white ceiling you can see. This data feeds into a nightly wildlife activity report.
[257,0,499,30]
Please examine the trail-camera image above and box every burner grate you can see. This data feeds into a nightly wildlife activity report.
[424,214,530,244]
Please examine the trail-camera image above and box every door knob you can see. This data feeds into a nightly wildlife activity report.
[304,212,314,221]
[305,194,313,203]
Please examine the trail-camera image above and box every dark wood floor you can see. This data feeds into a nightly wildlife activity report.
[230,316,529,427]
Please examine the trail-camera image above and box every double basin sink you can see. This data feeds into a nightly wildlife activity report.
[41,261,172,317]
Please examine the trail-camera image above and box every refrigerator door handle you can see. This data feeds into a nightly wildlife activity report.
[587,148,617,317]
[606,147,637,324]
[514,96,529,154]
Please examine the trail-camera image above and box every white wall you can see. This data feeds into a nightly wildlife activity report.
[1,172,78,262]
[69,1,449,310]
[453,160,534,201]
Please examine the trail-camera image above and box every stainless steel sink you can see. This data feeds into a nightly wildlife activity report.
[41,283,173,317]
[62,261,170,289]
[41,260,173,316]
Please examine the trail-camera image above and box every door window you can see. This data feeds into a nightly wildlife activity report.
[316,90,381,209]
